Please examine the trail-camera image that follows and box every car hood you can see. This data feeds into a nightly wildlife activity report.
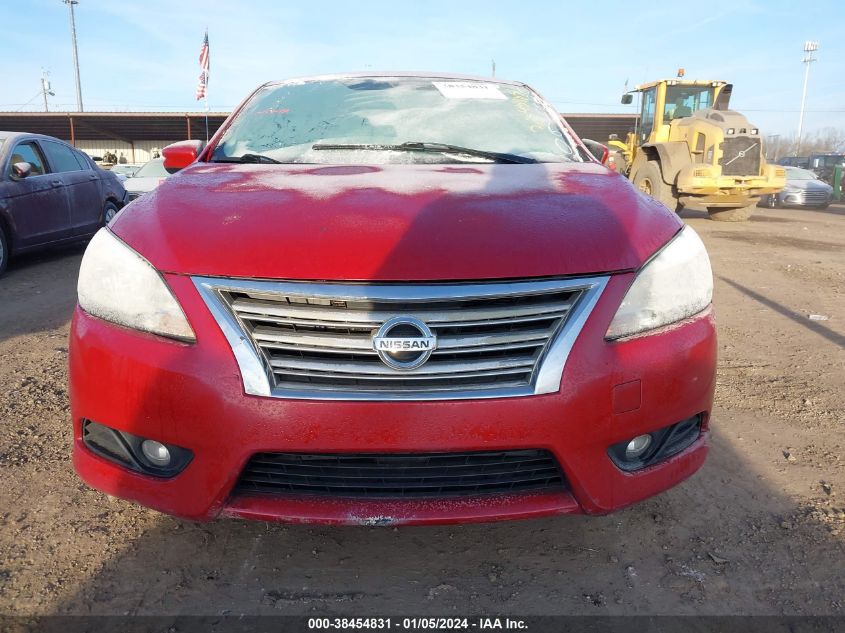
[111,162,682,281]
[785,179,832,191]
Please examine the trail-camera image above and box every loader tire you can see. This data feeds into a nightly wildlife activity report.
[707,204,756,222]
[633,161,678,211]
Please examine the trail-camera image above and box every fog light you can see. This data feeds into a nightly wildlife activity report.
[625,434,653,459]
[607,415,703,472]
[141,440,171,467]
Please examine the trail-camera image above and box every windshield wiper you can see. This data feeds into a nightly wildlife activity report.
[311,142,538,164]
[211,153,282,164]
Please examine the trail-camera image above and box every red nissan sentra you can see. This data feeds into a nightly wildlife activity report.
[70,73,716,525]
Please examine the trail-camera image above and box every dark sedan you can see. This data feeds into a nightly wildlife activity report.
[0,131,127,275]
[759,166,833,209]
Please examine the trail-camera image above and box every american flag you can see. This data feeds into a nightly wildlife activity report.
[195,30,209,100]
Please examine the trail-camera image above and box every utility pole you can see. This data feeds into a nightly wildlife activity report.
[64,0,84,112]
[491,59,496,78]
[797,40,819,155]
[40,71,55,112]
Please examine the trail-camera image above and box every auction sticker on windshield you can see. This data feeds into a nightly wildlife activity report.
[432,81,507,100]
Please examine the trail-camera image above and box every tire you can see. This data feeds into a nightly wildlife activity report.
[762,194,779,209]
[707,204,756,222]
[0,223,8,278]
[632,161,678,211]
[103,201,119,225]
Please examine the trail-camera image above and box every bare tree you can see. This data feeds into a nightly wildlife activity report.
[767,127,845,160]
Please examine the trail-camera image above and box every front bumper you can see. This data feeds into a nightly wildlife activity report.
[70,273,716,525]
[778,189,832,207]
[676,163,786,202]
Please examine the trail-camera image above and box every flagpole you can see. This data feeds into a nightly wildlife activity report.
[204,94,209,143]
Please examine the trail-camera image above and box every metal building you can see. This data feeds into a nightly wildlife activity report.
[0,111,637,162]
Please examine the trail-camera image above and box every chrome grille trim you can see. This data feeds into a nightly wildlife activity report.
[193,276,608,401]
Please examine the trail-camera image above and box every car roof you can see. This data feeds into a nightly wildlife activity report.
[261,71,528,90]
[0,130,72,145]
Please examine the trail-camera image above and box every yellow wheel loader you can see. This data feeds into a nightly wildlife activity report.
[610,79,785,221]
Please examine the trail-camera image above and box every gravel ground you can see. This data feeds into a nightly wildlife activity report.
[0,204,843,617]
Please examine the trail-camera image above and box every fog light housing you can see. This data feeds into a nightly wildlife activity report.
[625,434,653,459]
[608,415,703,472]
[82,420,192,478]
[141,440,171,467]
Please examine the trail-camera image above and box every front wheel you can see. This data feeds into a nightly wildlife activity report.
[707,204,756,222]
[103,201,119,225]
[632,161,678,211]
[762,194,779,209]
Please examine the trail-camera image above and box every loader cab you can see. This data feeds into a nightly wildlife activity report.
[625,80,729,146]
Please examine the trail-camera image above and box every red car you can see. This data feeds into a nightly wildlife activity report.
[70,73,716,525]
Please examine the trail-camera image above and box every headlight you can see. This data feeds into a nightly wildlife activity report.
[78,229,195,341]
[606,227,712,339]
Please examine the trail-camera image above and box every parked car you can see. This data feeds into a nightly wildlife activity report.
[109,163,144,182]
[122,158,172,201]
[70,73,716,525]
[777,156,810,169]
[0,131,127,276]
[759,166,832,209]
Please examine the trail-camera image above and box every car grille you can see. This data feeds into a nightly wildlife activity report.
[193,277,607,400]
[719,136,762,176]
[234,450,566,498]
[794,190,830,204]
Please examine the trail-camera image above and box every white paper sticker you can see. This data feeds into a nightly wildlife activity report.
[432,81,507,100]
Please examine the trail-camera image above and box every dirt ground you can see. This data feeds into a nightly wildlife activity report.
[0,204,843,617]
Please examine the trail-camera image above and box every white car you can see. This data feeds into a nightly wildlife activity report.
[110,163,144,182]
[123,158,172,201]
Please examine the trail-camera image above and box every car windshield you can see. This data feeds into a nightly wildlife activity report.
[211,76,578,164]
[132,159,169,178]
[786,167,818,180]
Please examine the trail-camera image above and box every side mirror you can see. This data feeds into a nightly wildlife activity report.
[162,140,204,171]
[621,93,633,105]
[11,162,32,180]
[582,139,609,166]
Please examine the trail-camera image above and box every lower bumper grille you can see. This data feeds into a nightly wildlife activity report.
[235,449,566,499]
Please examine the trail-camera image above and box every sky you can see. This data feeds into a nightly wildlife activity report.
[1,0,843,138]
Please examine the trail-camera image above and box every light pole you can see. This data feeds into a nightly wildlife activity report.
[797,40,818,155]
[64,0,84,112]
[40,72,55,112]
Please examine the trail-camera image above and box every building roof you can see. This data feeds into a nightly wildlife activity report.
[0,112,229,142]
[0,111,639,147]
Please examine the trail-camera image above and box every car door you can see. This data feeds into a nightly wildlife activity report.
[39,140,103,237]
[0,140,72,249]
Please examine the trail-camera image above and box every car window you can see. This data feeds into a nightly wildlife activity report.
[212,77,578,164]
[9,141,47,177]
[132,159,169,178]
[42,140,85,173]
[73,150,92,170]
